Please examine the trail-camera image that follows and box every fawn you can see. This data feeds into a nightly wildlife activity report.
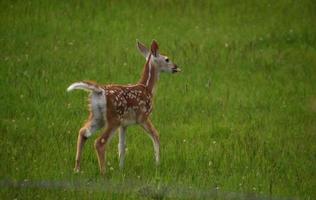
[67,40,181,174]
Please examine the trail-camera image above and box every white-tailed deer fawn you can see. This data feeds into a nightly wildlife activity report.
[67,40,181,174]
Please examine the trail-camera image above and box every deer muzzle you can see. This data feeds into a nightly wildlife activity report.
[172,65,181,73]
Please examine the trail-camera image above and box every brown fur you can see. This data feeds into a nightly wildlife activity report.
[71,40,179,174]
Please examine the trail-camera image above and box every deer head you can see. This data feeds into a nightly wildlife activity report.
[137,40,181,73]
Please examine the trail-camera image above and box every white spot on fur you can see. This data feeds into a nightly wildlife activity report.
[84,129,92,137]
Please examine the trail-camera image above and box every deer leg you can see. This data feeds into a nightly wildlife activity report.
[74,127,88,173]
[74,115,103,173]
[141,119,160,165]
[118,126,126,169]
[94,123,118,175]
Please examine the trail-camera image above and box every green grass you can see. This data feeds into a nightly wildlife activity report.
[1,0,316,199]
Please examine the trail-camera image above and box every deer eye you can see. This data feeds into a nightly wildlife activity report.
[165,58,169,63]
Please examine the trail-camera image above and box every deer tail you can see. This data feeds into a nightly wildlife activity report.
[67,81,103,93]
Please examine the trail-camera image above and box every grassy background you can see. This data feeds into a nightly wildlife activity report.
[1,0,316,199]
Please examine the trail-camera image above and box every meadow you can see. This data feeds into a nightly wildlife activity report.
[1,0,315,199]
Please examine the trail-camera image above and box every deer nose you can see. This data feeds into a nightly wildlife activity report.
[172,64,181,73]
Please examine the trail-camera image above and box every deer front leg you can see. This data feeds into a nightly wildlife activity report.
[118,126,126,169]
[141,119,160,165]
[94,124,118,175]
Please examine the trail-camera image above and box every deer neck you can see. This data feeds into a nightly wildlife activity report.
[139,54,159,94]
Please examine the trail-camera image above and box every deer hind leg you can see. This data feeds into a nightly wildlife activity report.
[94,123,118,175]
[74,114,104,173]
[141,119,160,165]
[118,126,126,169]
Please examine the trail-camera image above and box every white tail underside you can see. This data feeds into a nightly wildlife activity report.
[67,82,103,93]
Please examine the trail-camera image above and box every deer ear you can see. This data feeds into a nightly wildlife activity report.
[151,40,159,57]
[136,40,149,59]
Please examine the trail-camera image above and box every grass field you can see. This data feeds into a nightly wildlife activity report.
[1,0,316,199]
